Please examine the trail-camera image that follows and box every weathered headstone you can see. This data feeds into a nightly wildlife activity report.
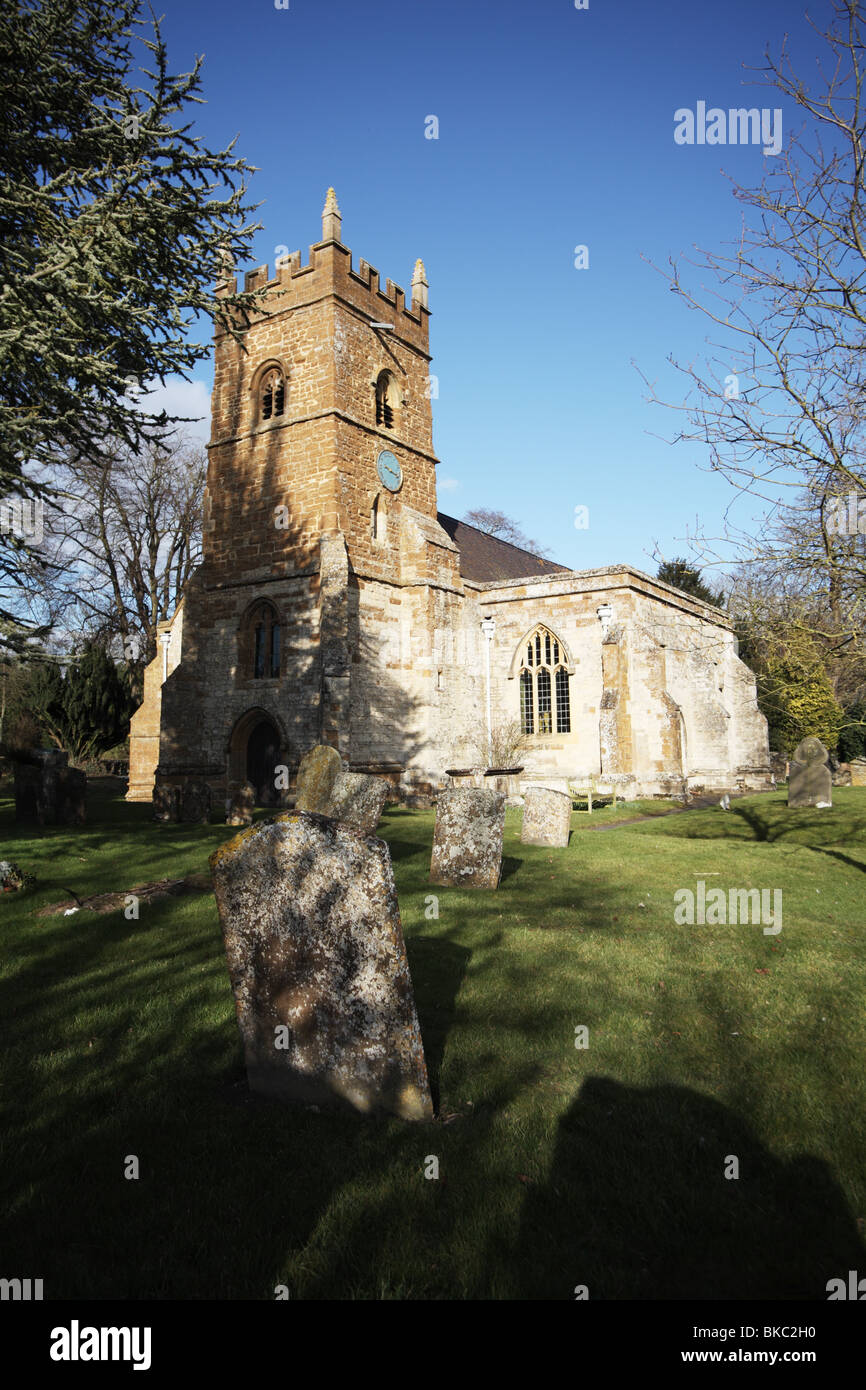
[153,784,180,822]
[429,787,505,889]
[326,771,388,835]
[294,744,342,814]
[210,812,432,1121]
[180,779,211,824]
[520,785,573,847]
[788,737,832,808]
[850,759,866,787]
[226,781,256,827]
[14,750,87,826]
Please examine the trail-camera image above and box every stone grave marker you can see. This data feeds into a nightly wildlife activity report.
[788,737,832,808]
[14,750,87,826]
[153,785,180,822]
[210,812,432,1121]
[180,779,211,824]
[429,787,505,889]
[520,785,573,847]
[326,771,389,835]
[849,759,866,788]
[227,781,256,827]
[294,744,342,814]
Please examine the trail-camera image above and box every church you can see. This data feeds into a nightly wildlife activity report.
[127,191,771,808]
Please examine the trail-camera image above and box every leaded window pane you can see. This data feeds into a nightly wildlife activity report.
[556,667,571,733]
[520,669,534,734]
[537,667,551,733]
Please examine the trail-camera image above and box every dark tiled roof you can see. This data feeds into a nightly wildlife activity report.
[436,513,569,583]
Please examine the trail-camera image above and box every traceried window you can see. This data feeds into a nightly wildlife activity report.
[244,601,281,680]
[518,626,571,736]
[375,370,398,429]
[260,366,286,422]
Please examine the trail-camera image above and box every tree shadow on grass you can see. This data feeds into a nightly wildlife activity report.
[514,1075,866,1299]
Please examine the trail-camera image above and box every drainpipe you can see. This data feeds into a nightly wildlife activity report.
[160,630,172,684]
[480,617,496,766]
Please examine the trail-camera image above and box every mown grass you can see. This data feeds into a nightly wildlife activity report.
[1,781,864,1300]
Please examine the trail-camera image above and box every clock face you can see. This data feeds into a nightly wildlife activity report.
[376,449,402,492]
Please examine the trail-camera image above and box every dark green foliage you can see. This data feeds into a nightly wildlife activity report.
[0,0,268,649]
[838,701,866,762]
[656,558,725,608]
[27,645,133,760]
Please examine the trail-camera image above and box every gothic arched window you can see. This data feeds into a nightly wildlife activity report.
[243,601,281,680]
[259,366,286,423]
[518,625,571,735]
[375,370,398,429]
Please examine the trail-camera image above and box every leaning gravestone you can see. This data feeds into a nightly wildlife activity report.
[226,782,256,827]
[788,737,832,808]
[521,785,572,848]
[153,784,180,822]
[180,779,211,824]
[326,771,389,835]
[429,787,505,889]
[294,744,342,813]
[210,812,432,1121]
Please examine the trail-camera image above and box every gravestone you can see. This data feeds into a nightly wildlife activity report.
[429,787,505,889]
[520,785,573,847]
[14,750,87,826]
[850,759,866,787]
[294,744,342,814]
[210,812,432,1121]
[227,781,256,827]
[788,737,832,808]
[326,771,388,835]
[153,784,180,822]
[180,779,211,824]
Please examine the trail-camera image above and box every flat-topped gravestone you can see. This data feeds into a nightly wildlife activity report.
[210,812,432,1121]
[326,771,389,835]
[788,737,832,808]
[226,782,256,827]
[180,779,211,824]
[294,744,342,814]
[429,787,505,890]
[850,759,866,787]
[14,751,87,826]
[521,785,572,847]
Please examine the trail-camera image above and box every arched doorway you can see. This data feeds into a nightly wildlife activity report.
[246,718,280,805]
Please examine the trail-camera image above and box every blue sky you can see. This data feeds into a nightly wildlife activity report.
[153,0,828,577]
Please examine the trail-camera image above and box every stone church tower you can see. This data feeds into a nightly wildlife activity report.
[128,191,771,808]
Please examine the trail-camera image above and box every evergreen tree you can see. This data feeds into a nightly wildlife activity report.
[62,645,133,760]
[0,0,268,649]
[656,558,724,608]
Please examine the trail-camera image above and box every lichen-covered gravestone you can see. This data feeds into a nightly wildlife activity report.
[210,812,432,1120]
[153,785,180,822]
[429,787,505,889]
[180,779,211,824]
[520,785,572,848]
[226,781,256,827]
[788,737,832,808]
[326,771,388,835]
[294,744,342,813]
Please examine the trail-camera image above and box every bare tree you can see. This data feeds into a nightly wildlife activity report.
[463,508,550,557]
[638,0,866,707]
[31,432,206,680]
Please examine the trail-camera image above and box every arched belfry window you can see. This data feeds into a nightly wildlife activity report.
[518,625,571,735]
[375,370,399,429]
[243,600,281,680]
[258,365,286,423]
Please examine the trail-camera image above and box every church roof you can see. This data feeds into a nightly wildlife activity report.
[436,513,569,583]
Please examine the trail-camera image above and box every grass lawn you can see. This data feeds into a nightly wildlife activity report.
[1,781,865,1300]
